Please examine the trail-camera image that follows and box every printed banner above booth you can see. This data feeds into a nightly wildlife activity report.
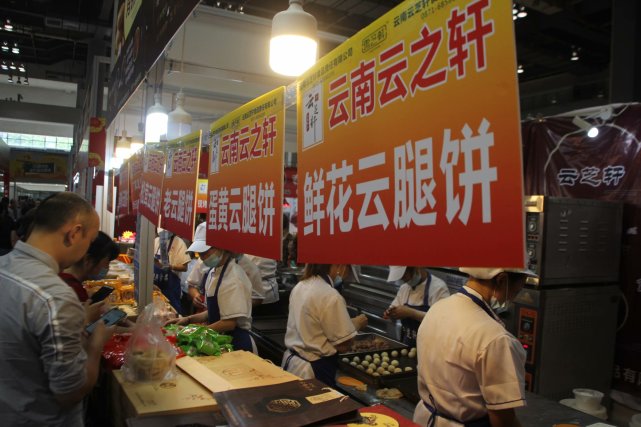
[89,117,106,171]
[117,160,130,218]
[129,150,144,215]
[139,144,165,226]
[207,87,285,259]
[107,0,201,125]
[296,0,525,267]
[10,150,68,183]
[160,131,202,240]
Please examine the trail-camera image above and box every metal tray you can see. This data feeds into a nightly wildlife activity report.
[338,349,418,387]
[380,375,420,404]
[339,333,407,357]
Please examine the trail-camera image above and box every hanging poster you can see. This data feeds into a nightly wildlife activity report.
[139,144,165,226]
[116,160,130,218]
[160,131,202,240]
[297,0,525,267]
[129,150,144,215]
[207,87,285,259]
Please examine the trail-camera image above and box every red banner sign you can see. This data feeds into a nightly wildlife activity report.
[160,131,202,240]
[116,160,130,217]
[129,151,144,215]
[207,87,285,259]
[296,0,525,267]
[139,145,165,226]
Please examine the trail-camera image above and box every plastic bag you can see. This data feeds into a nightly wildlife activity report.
[122,301,177,383]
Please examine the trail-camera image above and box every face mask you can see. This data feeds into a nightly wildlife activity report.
[90,267,109,281]
[407,272,423,289]
[333,275,343,288]
[203,252,222,268]
[490,278,510,313]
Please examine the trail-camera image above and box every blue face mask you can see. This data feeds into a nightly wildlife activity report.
[333,275,343,288]
[407,272,423,289]
[203,252,222,268]
[90,267,109,281]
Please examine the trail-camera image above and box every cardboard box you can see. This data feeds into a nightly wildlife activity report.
[176,350,299,393]
[112,369,217,418]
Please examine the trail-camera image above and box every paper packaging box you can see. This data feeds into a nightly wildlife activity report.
[112,369,217,417]
[176,350,299,393]
[213,378,362,427]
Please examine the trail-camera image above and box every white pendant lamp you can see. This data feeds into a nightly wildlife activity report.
[130,134,144,153]
[145,93,168,143]
[115,130,131,159]
[270,0,318,77]
[167,90,192,140]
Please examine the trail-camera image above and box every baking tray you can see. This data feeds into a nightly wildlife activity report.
[338,349,418,387]
[380,375,420,404]
[339,333,408,357]
[251,316,288,333]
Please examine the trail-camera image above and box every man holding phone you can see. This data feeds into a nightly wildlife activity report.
[0,193,115,426]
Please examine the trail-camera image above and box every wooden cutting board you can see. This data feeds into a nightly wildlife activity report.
[176,351,299,393]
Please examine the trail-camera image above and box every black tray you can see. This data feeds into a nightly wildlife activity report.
[338,349,417,387]
[339,333,407,357]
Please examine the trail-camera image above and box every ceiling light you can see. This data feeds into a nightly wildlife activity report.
[0,61,7,70]
[18,63,25,72]
[517,64,524,74]
[130,135,144,153]
[145,92,169,143]
[4,19,13,31]
[572,116,599,138]
[167,90,192,140]
[9,61,16,70]
[571,48,579,61]
[115,131,131,159]
[270,0,318,77]
[517,6,527,18]
[11,42,19,54]
[512,4,518,15]
[1,41,8,51]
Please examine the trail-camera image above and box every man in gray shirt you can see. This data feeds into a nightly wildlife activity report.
[0,192,114,426]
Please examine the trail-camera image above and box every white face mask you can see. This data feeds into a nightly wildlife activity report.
[490,278,509,313]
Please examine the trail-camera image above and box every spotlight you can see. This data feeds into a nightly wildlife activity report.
[9,61,16,70]
[18,63,25,72]
[517,64,524,74]
[0,61,7,70]
[4,18,13,31]
[571,48,579,61]
[7,74,12,83]
[23,76,28,85]
[517,6,528,18]
[1,41,8,51]
[572,116,599,138]
[11,42,19,54]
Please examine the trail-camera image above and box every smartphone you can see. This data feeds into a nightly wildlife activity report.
[85,307,127,334]
[89,286,115,304]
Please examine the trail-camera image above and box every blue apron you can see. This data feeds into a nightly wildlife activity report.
[206,258,253,352]
[422,287,495,427]
[153,236,183,315]
[282,274,341,387]
[400,273,432,346]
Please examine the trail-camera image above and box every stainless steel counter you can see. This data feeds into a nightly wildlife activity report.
[335,373,605,427]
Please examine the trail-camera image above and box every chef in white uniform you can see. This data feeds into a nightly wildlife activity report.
[413,267,535,427]
[233,253,266,306]
[282,263,368,387]
[384,266,451,346]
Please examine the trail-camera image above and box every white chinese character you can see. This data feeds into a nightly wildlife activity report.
[603,165,625,186]
[394,138,437,229]
[171,190,179,220]
[459,119,497,224]
[185,190,194,224]
[258,182,275,236]
[326,160,354,234]
[218,187,229,231]
[229,187,241,231]
[303,172,314,235]
[440,128,461,223]
[208,190,219,230]
[557,168,580,186]
[177,190,186,223]
[242,184,257,234]
[623,368,637,384]
[580,166,601,187]
[356,153,390,230]
[163,189,172,219]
